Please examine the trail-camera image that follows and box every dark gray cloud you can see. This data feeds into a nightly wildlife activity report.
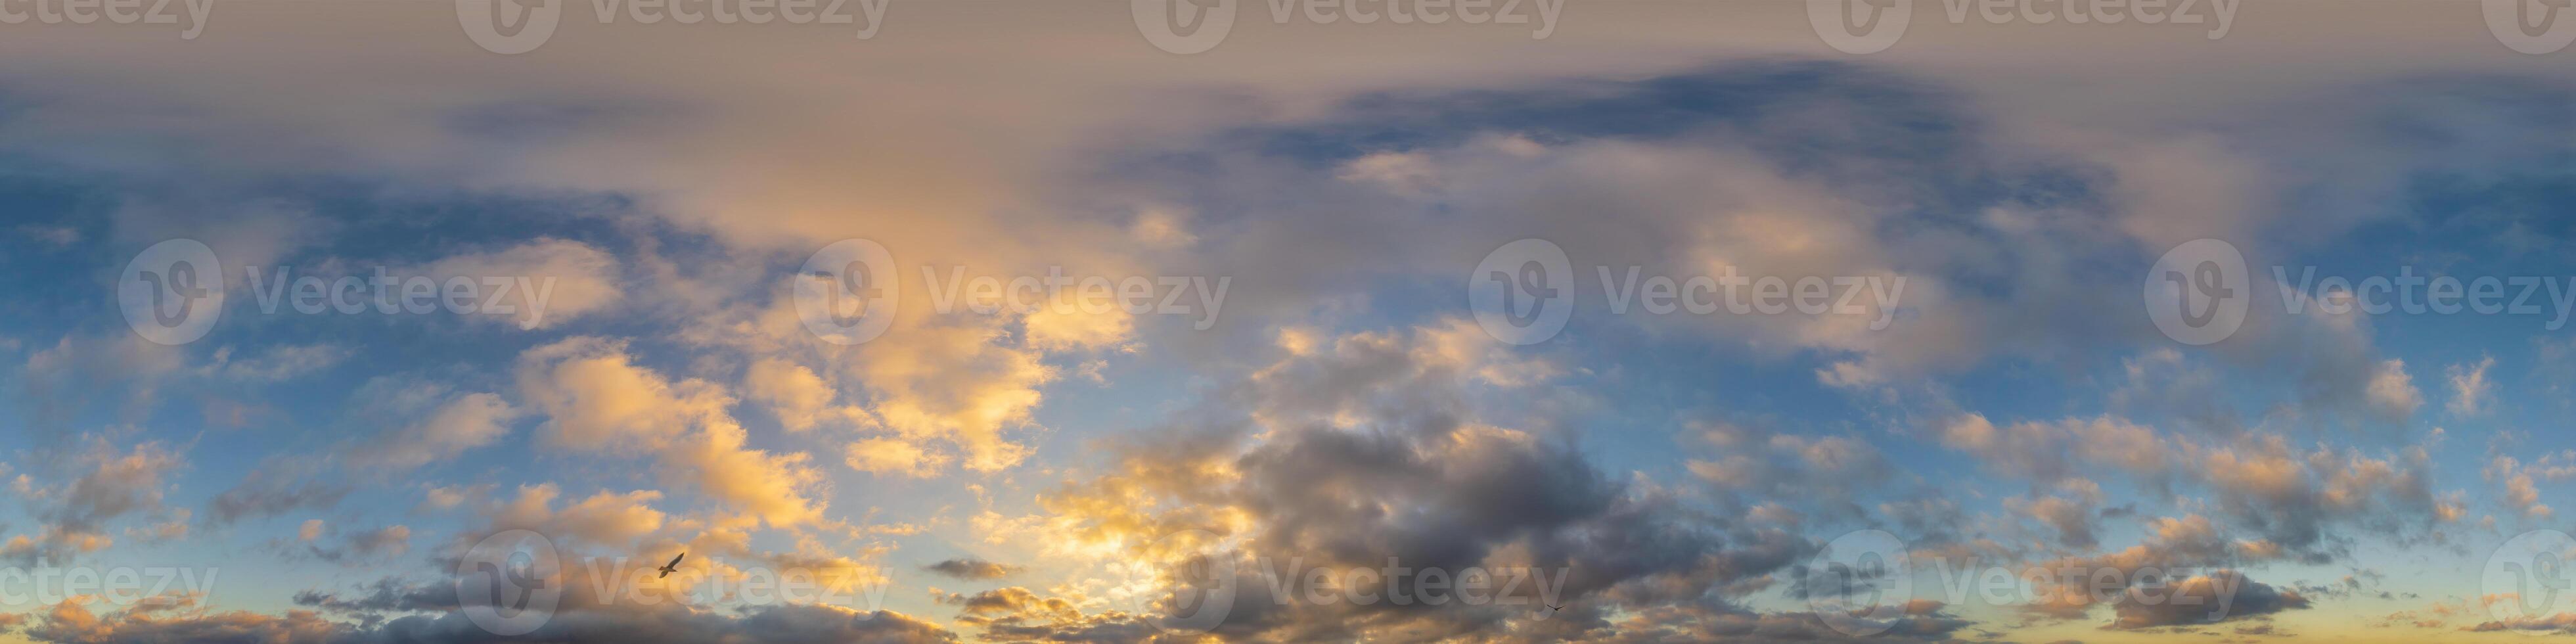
[21,596,955,644]
[985,323,1866,643]
[922,557,1021,580]
[2108,570,2311,630]
[204,458,350,526]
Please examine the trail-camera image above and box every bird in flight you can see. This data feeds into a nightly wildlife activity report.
[656,553,685,578]
[1546,603,1564,612]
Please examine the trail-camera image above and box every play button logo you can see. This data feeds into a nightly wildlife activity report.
[459,0,564,55]
[1134,0,1236,55]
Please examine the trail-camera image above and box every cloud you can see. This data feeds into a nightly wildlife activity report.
[347,392,518,472]
[198,344,347,382]
[26,592,957,644]
[1686,421,1891,520]
[845,438,946,479]
[205,457,350,527]
[2448,355,2497,417]
[516,337,826,527]
[2108,570,2311,630]
[2467,609,2576,634]
[279,524,413,566]
[922,557,1022,580]
[984,321,1842,641]
[2008,480,2106,549]
[2366,359,2424,421]
[480,484,667,548]
[2485,455,2555,520]
[743,357,849,432]
[1,438,187,565]
[1937,414,2169,483]
[411,238,622,331]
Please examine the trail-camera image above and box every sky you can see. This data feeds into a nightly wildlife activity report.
[0,0,2574,642]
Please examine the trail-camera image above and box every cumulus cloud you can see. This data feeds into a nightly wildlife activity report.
[2366,359,2424,421]
[347,392,518,472]
[412,238,622,330]
[1686,421,1891,520]
[1,438,187,565]
[742,357,853,432]
[279,524,412,565]
[2,14,2563,644]
[205,458,350,527]
[2485,455,2555,520]
[516,337,825,527]
[922,557,1022,580]
[2448,355,2497,417]
[846,438,946,478]
[2108,570,2311,630]
[479,484,667,548]
[198,344,347,382]
[983,321,1842,641]
[25,591,956,644]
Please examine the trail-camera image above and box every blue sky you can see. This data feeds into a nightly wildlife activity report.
[0,1,2573,643]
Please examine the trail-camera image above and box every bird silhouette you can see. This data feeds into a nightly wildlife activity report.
[1546,603,1564,612]
[656,552,685,578]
